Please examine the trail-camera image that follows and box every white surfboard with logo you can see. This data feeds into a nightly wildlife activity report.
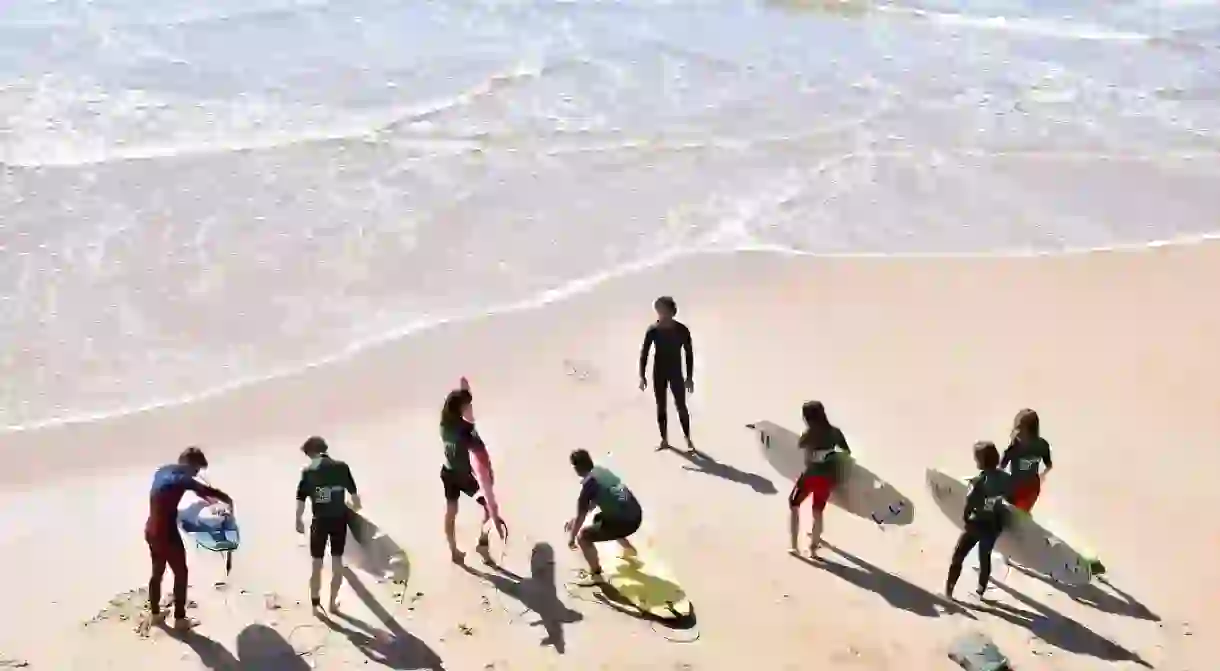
[746,421,914,526]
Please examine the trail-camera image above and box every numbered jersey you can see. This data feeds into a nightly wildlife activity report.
[297,456,358,519]
[580,466,642,520]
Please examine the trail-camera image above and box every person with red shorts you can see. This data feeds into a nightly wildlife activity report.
[145,447,232,631]
[1000,409,1052,513]
[788,400,851,556]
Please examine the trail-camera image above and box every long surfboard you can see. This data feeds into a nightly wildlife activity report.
[747,421,915,526]
[925,467,1094,586]
[598,543,693,621]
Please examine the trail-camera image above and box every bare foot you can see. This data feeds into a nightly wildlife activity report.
[656,440,671,452]
[172,616,200,632]
[684,437,696,453]
[328,600,341,613]
[788,546,801,557]
[450,549,466,564]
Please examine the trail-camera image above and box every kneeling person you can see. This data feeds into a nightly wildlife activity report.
[295,436,362,612]
[565,449,642,586]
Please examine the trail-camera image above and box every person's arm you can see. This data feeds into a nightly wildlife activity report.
[567,478,597,546]
[835,428,851,455]
[295,472,309,530]
[962,477,983,523]
[188,479,232,505]
[341,463,362,511]
[638,326,656,382]
[1041,442,1053,477]
[681,323,694,383]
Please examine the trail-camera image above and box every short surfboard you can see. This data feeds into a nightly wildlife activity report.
[747,421,915,526]
[598,544,692,621]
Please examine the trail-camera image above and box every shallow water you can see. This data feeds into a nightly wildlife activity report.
[2,0,1218,428]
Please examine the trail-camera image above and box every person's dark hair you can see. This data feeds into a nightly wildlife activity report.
[569,448,594,475]
[301,436,328,456]
[441,389,472,429]
[973,440,1000,470]
[802,400,830,430]
[178,446,209,469]
[654,295,677,316]
[1012,408,1040,442]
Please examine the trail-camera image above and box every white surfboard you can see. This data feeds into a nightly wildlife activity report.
[747,421,915,526]
[925,467,1093,586]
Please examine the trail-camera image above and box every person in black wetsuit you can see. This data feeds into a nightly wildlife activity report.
[945,440,1014,601]
[638,295,695,451]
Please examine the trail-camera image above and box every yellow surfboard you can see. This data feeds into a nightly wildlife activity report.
[600,546,692,620]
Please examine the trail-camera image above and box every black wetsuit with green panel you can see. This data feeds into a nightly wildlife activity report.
[440,391,488,503]
[948,467,1015,594]
[296,455,358,558]
[579,466,643,543]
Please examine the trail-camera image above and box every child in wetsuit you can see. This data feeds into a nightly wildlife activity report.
[946,441,1014,600]
[1001,408,1052,513]
[788,401,851,556]
[439,377,507,563]
[294,436,361,612]
[638,296,696,451]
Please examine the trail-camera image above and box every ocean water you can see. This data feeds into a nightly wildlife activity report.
[2,0,1218,429]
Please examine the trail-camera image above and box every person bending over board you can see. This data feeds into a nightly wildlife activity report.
[146,447,233,632]
[295,436,361,612]
[638,295,696,452]
[440,377,508,563]
[1000,408,1052,514]
[565,449,643,586]
[788,401,851,556]
[945,441,1014,601]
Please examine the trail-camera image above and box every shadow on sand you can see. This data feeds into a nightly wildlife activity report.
[963,580,1152,668]
[346,510,412,584]
[171,623,310,670]
[313,569,445,670]
[792,543,969,619]
[1011,565,1161,622]
[663,445,777,495]
[461,542,584,653]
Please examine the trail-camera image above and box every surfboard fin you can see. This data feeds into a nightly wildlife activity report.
[744,423,756,429]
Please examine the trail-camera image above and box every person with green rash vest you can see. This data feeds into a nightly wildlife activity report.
[295,436,362,612]
[564,449,643,586]
[440,377,507,564]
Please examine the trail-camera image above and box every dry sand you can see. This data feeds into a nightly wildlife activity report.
[1,243,1217,669]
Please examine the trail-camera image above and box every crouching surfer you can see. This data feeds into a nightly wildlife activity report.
[789,401,851,556]
[945,441,1013,601]
[441,377,508,563]
[295,436,361,612]
[146,447,233,631]
[565,449,643,586]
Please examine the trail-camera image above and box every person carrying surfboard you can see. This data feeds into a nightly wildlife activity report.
[565,449,643,586]
[294,436,362,612]
[440,377,508,564]
[945,440,1013,601]
[145,446,233,632]
[638,295,696,452]
[788,401,851,556]
[1000,408,1052,513]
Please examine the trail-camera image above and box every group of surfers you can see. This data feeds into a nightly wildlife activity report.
[141,294,1055,631]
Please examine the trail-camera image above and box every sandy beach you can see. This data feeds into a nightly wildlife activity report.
[1,241,1216,669]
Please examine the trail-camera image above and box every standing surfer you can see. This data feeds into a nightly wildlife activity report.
[294,436,362,612]
[638,296,696,452]
[440,377,508,563]
[945,441,1013,600]
[145,447,233,631]
[564,449,643,586]
[1000,409,1052,513]
[788,401,851,556]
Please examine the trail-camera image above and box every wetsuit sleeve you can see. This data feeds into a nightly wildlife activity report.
[188,480,232,504]
[340,463,358,495]
[963,477,983,523]
[638,325,656,379]
[1000,443,1014,469]
[1041,441,1053,468]
[576,477,597,517]
[681,323,694,380]
[835,427,851,454]
[296,470,310,502]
